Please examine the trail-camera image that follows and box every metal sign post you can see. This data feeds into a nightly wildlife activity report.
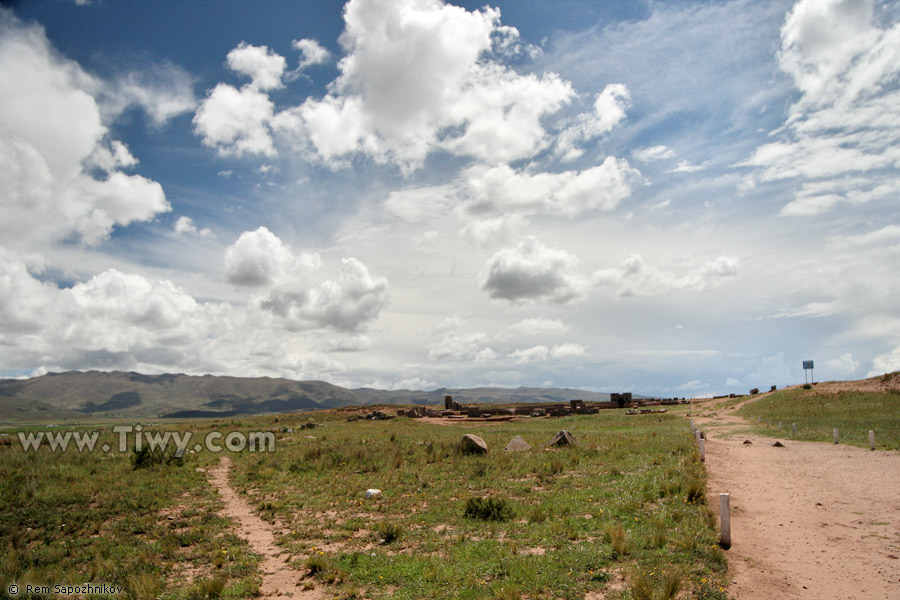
[802,360,814,384]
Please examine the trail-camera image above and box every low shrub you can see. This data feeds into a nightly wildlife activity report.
[463,497,513,521]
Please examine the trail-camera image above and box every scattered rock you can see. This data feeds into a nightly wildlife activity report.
[348,411,395,422]
[460,434,488,455]
[504,436,531,452]
[772,441,785,447]
[743,440,753,445]
[365,489,383,499]
[547,430,578,447]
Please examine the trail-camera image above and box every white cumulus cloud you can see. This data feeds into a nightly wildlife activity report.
[201,0,579,171]
[0,11,171,248]
[292,38,331,69]
[461,158,641,217]
[480,236,587,304]
[225,227,388,333]
[193,83,276,157]
[226,42,286,91]
[173,216,213,237]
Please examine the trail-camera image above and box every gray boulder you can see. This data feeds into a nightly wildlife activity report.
[460,433,488,454]
[504,435,531,452]
[547,430,578,447]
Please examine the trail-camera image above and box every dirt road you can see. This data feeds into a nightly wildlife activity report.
[209,457,320,599]
[696,408,900,600]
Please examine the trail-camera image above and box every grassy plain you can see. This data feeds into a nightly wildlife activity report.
[0,422,261,599]
[737,388,900,450]
[230,410,728,599]
[0,410,729,599]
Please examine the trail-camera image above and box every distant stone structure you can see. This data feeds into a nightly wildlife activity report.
[610,392,633,408]
[444,395,462,411]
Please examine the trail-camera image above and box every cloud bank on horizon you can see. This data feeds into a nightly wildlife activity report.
[0,0,899,396]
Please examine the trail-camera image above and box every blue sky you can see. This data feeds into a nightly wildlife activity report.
[1,0,899,396]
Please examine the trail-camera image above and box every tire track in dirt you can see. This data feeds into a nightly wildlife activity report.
[696,406,900,600]
[210,456,320,599]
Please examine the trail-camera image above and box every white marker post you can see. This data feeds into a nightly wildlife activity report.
[699,438,706,462]
[719,493,731,549]
[792,423,796,437]
[833,428,839,444]
[869,430,875,451]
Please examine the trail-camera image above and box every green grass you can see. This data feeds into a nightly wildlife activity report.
[0,424,263,599]
[228,411,728,599]
[737,388,900,450]
[0,411,730,599]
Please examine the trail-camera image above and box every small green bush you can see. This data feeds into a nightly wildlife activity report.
[130,447,183,470]
[463,497,513,521]
[376,521,403,544]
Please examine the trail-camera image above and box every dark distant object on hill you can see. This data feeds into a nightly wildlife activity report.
[547,430,577,447]
[750,388,760,395]
[460,434,488,455]
[347,410,394,422]
[610,392,632,408]
[504,436,531,452]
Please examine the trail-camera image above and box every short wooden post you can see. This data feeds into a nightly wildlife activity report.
[869,430,875,451]
[778,421,782,429]
[792,423,796,436]
[699,438,706,462]
[833,428,839,444]
[719,493,731,549]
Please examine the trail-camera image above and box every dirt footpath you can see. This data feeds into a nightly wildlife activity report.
[696,410,900,600]
[210,457,320,599]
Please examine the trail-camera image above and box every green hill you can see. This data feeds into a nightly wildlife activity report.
[0,371,618,420]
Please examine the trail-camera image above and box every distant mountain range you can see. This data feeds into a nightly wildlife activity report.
[0,370,613,419]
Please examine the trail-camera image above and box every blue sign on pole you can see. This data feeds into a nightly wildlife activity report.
[802,360,815,384]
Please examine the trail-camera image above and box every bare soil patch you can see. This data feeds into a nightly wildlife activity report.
[417,416,523,427]
[210,456,321,599]
[695,396,900,599]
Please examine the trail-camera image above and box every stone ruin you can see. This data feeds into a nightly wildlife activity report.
[391,390,690,422]
[547,430,578,447]
[347,410,395,422]
[610,392,633,408]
